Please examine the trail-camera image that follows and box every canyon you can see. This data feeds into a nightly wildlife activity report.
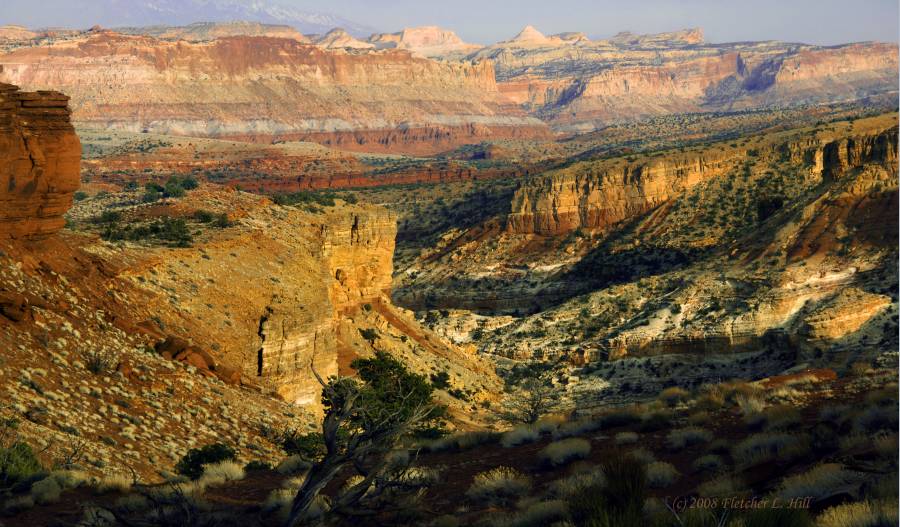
[0,24,895,157]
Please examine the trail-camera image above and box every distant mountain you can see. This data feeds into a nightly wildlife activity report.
[3,0,375,37]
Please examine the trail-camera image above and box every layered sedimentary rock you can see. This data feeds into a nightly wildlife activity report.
[368,26,480,58]
[507,119,898,236]
[0,31,548,154]
[473,27,898,132]
[0,83,81,239]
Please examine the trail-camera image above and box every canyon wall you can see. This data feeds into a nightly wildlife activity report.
[481,33,898,131]
[0,32,549,154]
[0,83,81,239]
[507,121,898,236]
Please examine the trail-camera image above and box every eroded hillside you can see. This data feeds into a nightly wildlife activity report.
[394,113,899,406]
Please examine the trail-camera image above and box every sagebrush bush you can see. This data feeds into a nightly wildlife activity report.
[659,386,690,407]
[645,461,679,488]
[175,443,236,480]
[275,455,311,475]
[816,500,899,527]
[778,463,860,501]
[466,466,531,505]
[547,469,606,498]
[502,500,568,527]
[697,474,745,498]
[501,424,540,448]
[732,432,810,467]
[692,454,723,473]
[427,431,498,452]
[553,419,602,439]
[538,438,591,466]
[667,427,713,450]
[200,460,245,486]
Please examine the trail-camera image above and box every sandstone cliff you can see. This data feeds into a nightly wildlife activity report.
[507,118,898,236]
[0,83,81,239]
[0,31,548,154]
[472,29,898,132]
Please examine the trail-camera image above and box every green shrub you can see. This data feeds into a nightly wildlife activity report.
[175,443,236,480]
[74,191,88,202]
[0,441,44,487]
[569,456,646,527]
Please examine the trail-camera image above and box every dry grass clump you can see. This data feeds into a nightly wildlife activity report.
[552,419,602,439]
[491,499,569,527]
[692,454,724,473]
[816,500,898,527]
[658,386,690,407]
[546,469,605,498]
[538,438,591,467]
[615,431,639,445]
[627,447,655,465]
[645,461,679,489]
[501,424,541,448]
[777,463,861,501]
[466,466,532,505]
[200,460,245,486]
[697,474,746,498]
[275,455,311,475]
[95,474,133,494]
[732,432,810,468]
[666,427,713,451]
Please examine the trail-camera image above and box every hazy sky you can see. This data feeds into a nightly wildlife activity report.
[1,0,897,45]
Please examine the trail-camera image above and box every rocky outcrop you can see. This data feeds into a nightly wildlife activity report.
[473,29,898,132]
[507,120,899,236]
[0,83,81,240]
[0,32,549,155]
[369,26,480,58]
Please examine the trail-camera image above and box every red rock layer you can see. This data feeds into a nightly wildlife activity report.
[0,83,81,239]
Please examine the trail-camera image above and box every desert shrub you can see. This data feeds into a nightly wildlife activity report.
[697,474,745,498]
[638,412,672,432]
[688,411,711,426]
[502,500,569,527]
[597,409,642,429]
[732,432,810,467]
[627,447,655,465]
[95,474,133,494]
[538,438,591,467]
[82,347,119,374]
[646,461,679,488]
[760,405,802,430]
[854,406,899,434]
[692,454,723,473]
[175,443,236,480]
[735,393,767,415]
[275,455,311,475]
[817,500,899,527]
[569,456,646,527]
[615,431,639,445]
[547,469,606,498]
[466,466,531,505]
[74,191,88,202]
[244,460,272,471]
[667,427,713,450]
[501,424,540,448]
[553,418,602,439]
[30,476,62,504]
[200,460,245,486]
[0,441,44,487]
[778,463,860,501]
[659,386,690,407]
[534,416,563,434]
[426,430,499,452]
